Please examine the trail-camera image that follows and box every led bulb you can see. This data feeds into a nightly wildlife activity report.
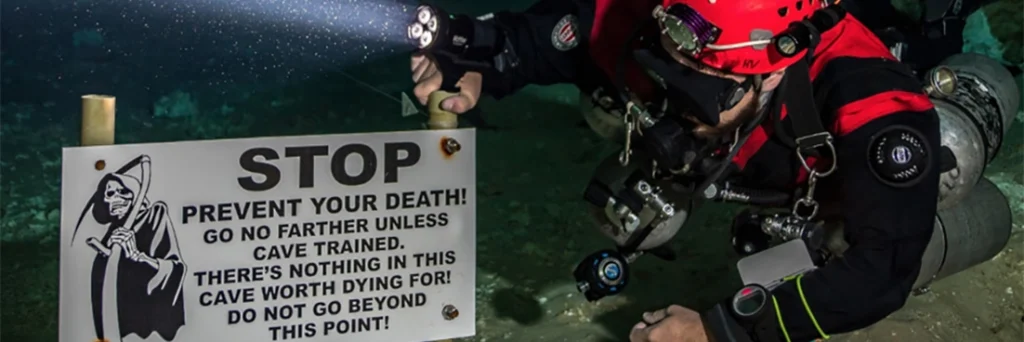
[417,7,432,24]
[408,23,423,39]
[419,31,434,49]
[427,17,438,32]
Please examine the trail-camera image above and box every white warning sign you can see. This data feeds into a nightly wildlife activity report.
[58,129,477,342]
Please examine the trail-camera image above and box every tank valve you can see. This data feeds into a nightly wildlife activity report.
[634,179,675,222]
[573,249,631,301]
[924,65,958,99]
[761,214,825,251]
[730,211,825,256]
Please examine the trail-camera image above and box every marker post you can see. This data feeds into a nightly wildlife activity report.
[81,94,120,342]
[426,91,457,342]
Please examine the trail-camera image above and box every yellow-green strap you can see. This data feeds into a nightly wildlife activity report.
[795,274,831,340]
[771,295,792,342]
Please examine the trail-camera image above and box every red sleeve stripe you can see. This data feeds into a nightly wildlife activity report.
[731,125,769,169]
[831,90,935,136]
[733,91,932,172]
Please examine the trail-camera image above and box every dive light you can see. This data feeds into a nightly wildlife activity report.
[406,4,504,61]
[408,5,442,50]
[405,3,506,129]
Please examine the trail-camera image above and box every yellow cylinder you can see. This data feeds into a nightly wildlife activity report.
[81,95,116,146]
[427,91,459,130]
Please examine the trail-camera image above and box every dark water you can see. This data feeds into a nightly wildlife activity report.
[1,0,1022,341]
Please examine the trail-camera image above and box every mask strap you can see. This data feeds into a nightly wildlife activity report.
[752,74,764,92]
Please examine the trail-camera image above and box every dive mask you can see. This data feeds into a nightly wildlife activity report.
[634,48,752,127]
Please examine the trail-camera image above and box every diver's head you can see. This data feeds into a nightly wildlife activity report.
[657,36,786,138]
[643,0,825,136]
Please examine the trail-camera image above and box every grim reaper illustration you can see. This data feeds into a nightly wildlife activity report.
[70,155,187,342]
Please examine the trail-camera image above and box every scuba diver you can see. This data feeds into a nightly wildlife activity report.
[406,0,1017,341]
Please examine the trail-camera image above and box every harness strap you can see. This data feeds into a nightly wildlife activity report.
[781,60,831,156]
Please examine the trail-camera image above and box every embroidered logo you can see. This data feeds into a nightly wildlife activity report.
[551,15,579,51]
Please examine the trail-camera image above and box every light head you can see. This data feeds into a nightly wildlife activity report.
[408,5,440,50]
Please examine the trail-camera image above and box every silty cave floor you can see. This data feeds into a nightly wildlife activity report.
[1,56,1022,342]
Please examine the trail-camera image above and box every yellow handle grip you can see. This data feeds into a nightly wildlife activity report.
[427,90,459,130]
[81,95,116,146]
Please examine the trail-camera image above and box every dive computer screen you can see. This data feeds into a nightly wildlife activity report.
[731,284,767,318]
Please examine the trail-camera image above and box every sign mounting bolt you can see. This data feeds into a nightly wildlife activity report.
[441,304,459,320]
[442,137,461,156]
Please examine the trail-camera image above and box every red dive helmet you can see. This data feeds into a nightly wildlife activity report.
[655,0,830,74]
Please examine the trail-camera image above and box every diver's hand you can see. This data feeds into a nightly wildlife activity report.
[411,53,482,114]
[629,305,710,342]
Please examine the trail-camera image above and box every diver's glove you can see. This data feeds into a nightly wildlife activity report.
[408,5,508,93]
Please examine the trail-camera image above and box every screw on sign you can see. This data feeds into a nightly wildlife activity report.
[442,304,459,320]
[441,137,462,157]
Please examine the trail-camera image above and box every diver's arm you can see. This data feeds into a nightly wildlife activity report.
[480,0,594,98]
[769,106,941,341]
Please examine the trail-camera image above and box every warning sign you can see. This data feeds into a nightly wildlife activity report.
[58,129,477,342]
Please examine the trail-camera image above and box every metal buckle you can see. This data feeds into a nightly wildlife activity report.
[795,132,837,177]
[791,132,837,220]
[792,170,821,220]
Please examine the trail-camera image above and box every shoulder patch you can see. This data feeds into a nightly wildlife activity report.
[551,15,579,51]
[867,125,931,187]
